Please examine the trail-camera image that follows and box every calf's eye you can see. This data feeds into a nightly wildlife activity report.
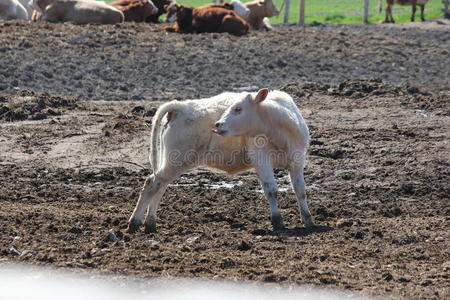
[234,107,242,113]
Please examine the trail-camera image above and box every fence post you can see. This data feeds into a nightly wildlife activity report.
[284,0,291,24]
[299,0,305,25]
[363,0,369,23]
[444,0,450,19]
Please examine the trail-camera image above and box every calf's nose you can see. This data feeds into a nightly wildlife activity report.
[215,122,221,128]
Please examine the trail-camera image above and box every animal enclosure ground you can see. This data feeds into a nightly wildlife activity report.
[0,20,449,299]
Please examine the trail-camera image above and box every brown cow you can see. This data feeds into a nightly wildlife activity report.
[164,3,249,36]
[110,0,158,22]
[201,3,234,11]
[378,0,429,23]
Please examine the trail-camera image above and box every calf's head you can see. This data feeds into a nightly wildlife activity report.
[164,2,178,22]
[144,0,159,16]
[214,88,269,137]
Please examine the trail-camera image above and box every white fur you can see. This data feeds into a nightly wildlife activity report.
[147,0,158,15]
[17,0,40,18]
[0,0,29,20]
[244,0,279,30]
[42,0,124,24]
[128,89,314,234]
[230,0,249,19]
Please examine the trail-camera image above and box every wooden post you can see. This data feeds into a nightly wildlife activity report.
[299,0,305,25]
[284,0,291,24]
[363,0,369,23]
[444,0,450,19]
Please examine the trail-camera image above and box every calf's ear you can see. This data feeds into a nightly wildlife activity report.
[254,88,269,103]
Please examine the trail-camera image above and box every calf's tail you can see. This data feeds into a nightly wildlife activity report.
[378,0,382,14]
[150,101,183,173]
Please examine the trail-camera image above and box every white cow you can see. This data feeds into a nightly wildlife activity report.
[43,0,124,24]
[0,0,29,20]
[244,0,279,30]
[128,89,314,234]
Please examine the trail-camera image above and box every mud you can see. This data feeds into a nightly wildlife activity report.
[0,19,449,299]
[1,20,450,100]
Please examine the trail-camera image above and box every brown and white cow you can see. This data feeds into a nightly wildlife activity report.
[43,0,124,24]
[379,0,429,23]
[164,3,249,36]
[110,0,158,22]
[145,0,171,23]
[165,0,249,23]
[244,0,279,31]
[202,0,249,19]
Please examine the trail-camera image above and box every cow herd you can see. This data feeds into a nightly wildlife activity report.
[0,0,280,35]
[1,0,433,35]
[0,0,435,233]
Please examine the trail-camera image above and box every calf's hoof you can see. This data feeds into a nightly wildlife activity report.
[127,219,141,234]
[144,217,157,234]
[271,214,285,231]
[303,216,315,228]
[144,222,157,234]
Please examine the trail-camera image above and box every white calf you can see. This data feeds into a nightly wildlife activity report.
[128,89,314,233]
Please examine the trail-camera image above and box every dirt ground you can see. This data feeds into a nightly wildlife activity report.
[0,19,449,299]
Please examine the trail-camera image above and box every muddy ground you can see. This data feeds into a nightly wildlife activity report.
[0,20,449,299]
